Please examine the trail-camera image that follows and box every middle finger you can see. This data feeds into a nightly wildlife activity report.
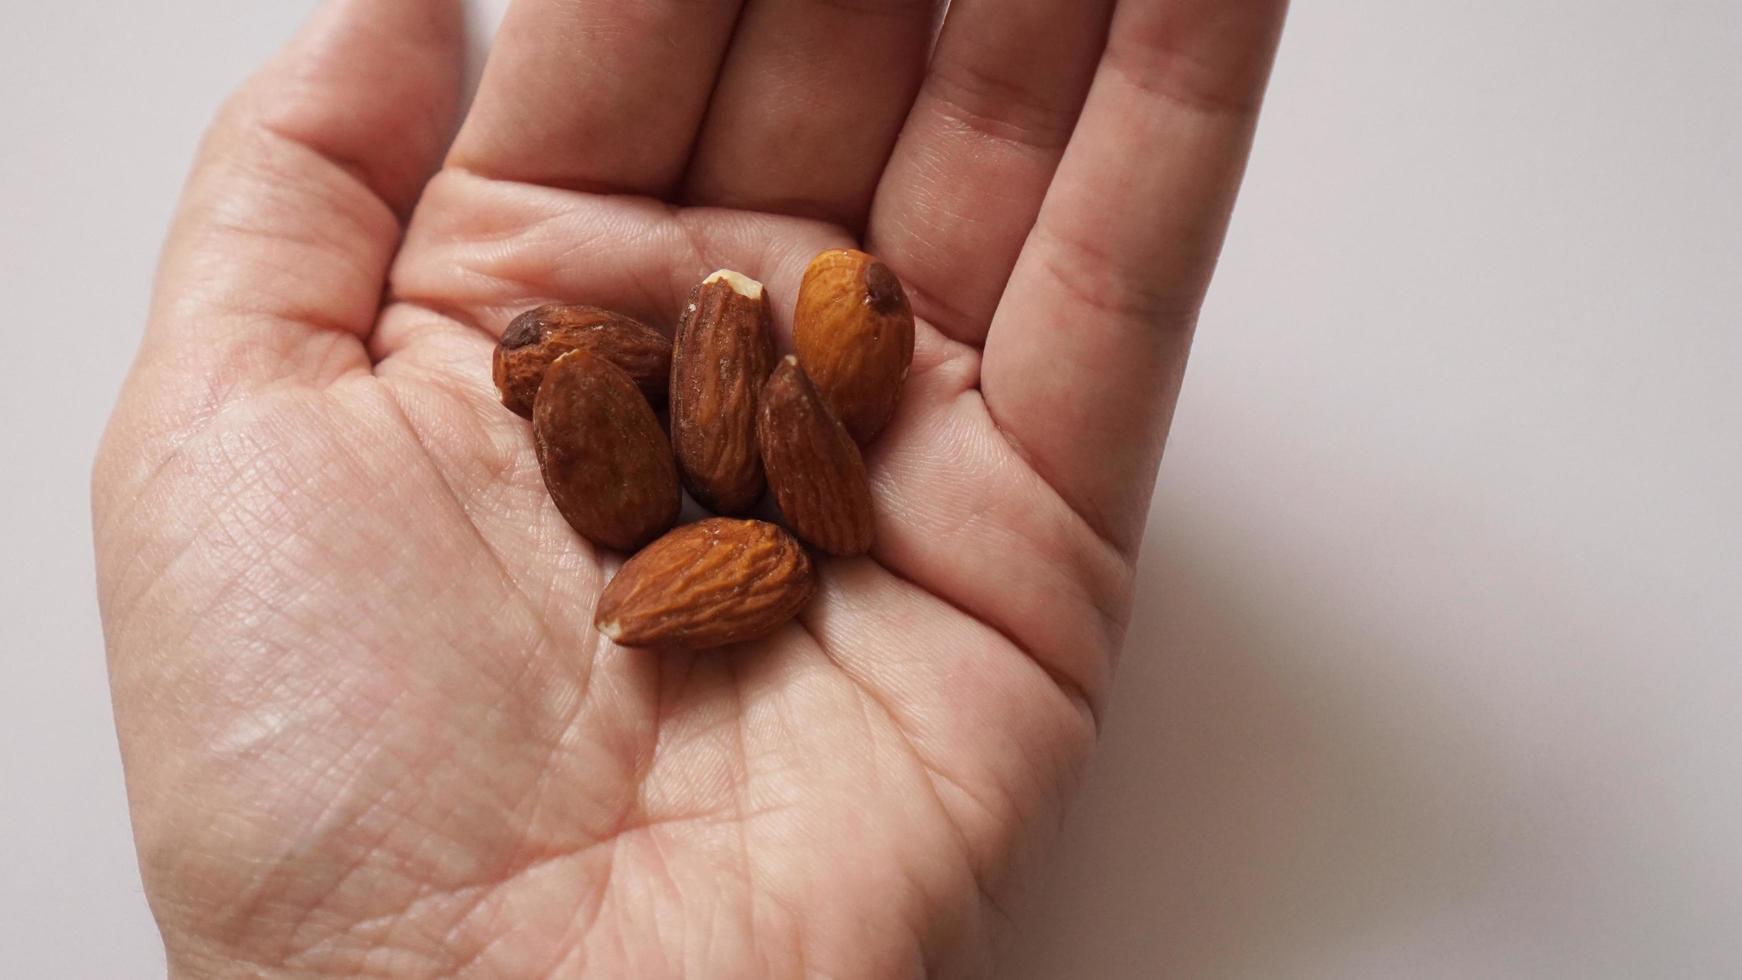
[682,0,941,230]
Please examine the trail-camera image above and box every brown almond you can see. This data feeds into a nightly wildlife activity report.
[757,357,875,557]
[533,350,681,552]
[793,249,915,445]
[495,305,672,418]
[670,271,776,514]
[595,519,816,651]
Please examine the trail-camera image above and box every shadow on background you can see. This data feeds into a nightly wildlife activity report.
[999,500,1530,979]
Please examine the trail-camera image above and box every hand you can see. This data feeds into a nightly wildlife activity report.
[93,1,1285,975]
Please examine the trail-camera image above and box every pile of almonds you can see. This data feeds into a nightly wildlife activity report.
[492,249,915,652]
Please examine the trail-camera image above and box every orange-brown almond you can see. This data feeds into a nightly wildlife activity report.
[533,350,681,552]
[670,271,776,514]
[495,305,672,418]
[793,249,915,445]
[758,357,875,557]
[595,519,816,651]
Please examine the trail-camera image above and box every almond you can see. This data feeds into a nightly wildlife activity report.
[533,350,681,552]
[757,357,875,557]
[495,305,672,418]
[670,271,776,514]
[793,249,915,445]
[595,518,817,651]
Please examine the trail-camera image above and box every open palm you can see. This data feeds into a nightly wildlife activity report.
[94,1,1284,976]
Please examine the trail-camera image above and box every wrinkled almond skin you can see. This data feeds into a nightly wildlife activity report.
[533,350,681,552]
[595,519,817,651]
[495,305,672,418]
[758,357,875,557]
[670,272,776,514]
[793,249,915,445]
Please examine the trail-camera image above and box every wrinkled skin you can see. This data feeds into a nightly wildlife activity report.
[93,1,1286,976]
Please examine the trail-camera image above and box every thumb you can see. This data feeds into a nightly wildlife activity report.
[100,0,464,501]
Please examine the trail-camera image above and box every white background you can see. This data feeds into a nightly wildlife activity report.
[3,1,1738,977]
